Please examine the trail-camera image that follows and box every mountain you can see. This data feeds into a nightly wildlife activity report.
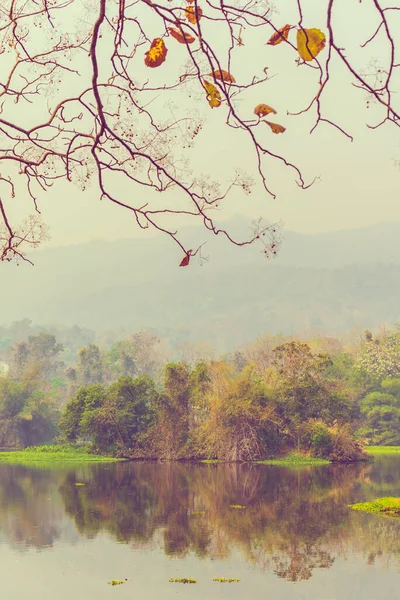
[1,221,400,350]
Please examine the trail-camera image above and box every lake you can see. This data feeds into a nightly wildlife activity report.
[1,456,400,599]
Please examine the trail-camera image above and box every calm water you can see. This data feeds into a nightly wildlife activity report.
[1,457,400,599]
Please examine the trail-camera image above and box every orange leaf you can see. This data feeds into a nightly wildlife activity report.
[168,27,196,44]
[254,103,276,117]
[297,27,326,61]
[208,69,235,84]
[264,121,286,134]
[144,38,168,68]
[185,5,203,24]
[202,79,221,108]
[267,24,291,46]
[179,254,191,267]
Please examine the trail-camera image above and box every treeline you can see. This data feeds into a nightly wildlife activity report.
[2,322,400,460]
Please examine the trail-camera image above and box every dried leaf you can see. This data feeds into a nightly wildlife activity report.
[267,24,291,46]
[185,5,203,24]
[208,69,235,84]
[180,254,191,267]
[144,38,168,68]
[202,79,221,108]
[264,121,286,134]
[296,28,326,61]
[168,27,196,44]
[254,103,276,117]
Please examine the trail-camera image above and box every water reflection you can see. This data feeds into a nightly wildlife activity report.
[1,458,400,581]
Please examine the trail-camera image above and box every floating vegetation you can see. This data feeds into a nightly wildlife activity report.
[74,482,85,486]
[349,497,400,517]
[169,578,197,584]
[107,580,125,586]
[192,511,206,516]
[256,453,330,466]
[213,578,241,583]
[230,504,246,509]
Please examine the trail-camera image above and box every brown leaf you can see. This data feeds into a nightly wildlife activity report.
[185,5,203,24]
[264,121,286,134]
[254,103,277,117]
[168,27,196,44]
[179,254,191,267]
[267,24,291,46]
[208,69,235,84]
[144,38,168,68]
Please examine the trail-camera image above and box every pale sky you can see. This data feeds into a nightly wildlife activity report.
[1,0,399,249]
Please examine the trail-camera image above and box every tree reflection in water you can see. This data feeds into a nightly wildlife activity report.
[1,458,400,581]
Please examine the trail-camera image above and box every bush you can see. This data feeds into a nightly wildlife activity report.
[328,423,367,463]
[309,422,333,457]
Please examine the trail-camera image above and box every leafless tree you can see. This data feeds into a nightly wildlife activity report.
[0,0,398,263]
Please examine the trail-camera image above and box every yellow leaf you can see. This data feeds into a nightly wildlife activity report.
[144,38,168,68]
[267,24,291,46]
[254,103,276,117]
[202,79,221,108]
[208,69,235,84]
[185,5,203,24]
[296,28,326,61]
[264,121,286,134]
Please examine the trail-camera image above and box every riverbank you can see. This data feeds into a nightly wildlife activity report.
[1,445,388,466]
[0,445,121,463]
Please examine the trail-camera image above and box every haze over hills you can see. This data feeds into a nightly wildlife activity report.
[1,220,400,351]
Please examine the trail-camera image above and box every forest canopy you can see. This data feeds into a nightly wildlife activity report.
[2,320,400,460]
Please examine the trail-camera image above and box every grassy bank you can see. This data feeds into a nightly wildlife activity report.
[255,453,331,466]
[349,497,400,517]
[0,445,121,464]
[365,446,400,455]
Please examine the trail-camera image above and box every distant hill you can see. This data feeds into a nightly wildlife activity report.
[1,221,400,350]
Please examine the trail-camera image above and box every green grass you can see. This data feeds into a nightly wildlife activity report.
[365,446,400,455]
[255,452,331,466]
[0,444,121,464]
[349,497,400,517]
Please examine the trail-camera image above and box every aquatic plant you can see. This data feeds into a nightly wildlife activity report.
[213,578,241,583]
[230,505,246,509]
[169,578,197,584]
[107,580,125,586]
[256,453,330,467]
[349,497,400,517]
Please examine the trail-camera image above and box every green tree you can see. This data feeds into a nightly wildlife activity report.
[77,345,104,385]
[272,342,352,448]
[359,378,400,445]
[59,377,157,454]
[58,384,105,442]
[0,377,58,447]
